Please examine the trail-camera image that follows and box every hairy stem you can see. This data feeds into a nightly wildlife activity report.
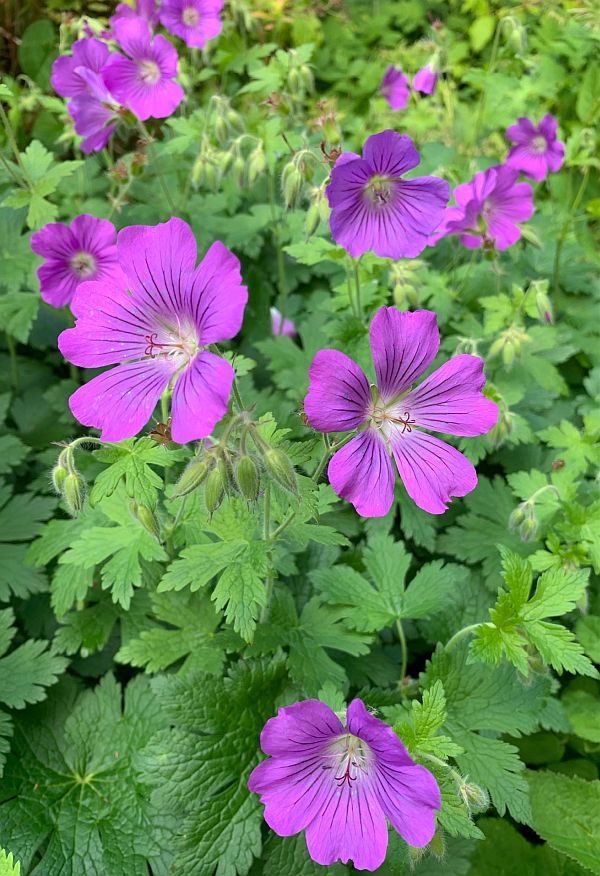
[445,621,494,651]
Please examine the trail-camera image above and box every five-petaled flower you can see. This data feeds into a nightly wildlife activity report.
[248,698,441,871]
[380,65,410,111]
[105,18,184,120]
[506,114,564,182]
[304,307,498,517]
[58,217,247,443]
[326,130,450,260]
[31,215,123,309]
[431,164,534,251]
[159,0,224,48]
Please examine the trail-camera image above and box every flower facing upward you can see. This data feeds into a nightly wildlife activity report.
[431,164,534,251]
[326,131,449,260]
[104,18,184,120]
[58,217,247,443]
[159,0,224,48]
[506,114,564,182]
[413,64,438,95]
[304,307,498,517]
[31,215,123,309]
[248,698,441,871]
[380,66,410,110]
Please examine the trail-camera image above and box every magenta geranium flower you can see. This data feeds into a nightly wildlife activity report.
[31,215,123,309]
[270,307,297,337]
[104,18,184,121]
[413,64,438,95]
[326,131,449,260]
[159,0,224,48]
[304,307,498,517]
[248,698,440,871]
[506,114,564,182]
[68,69,122,153]
[110,0,159,29]
[51,38,113,98]
[431,164,534,251]
[58,217,247,443]
[380,65,410,110]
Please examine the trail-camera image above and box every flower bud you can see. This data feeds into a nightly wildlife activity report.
[458,781,489,813]
[534,287,553,324]
[226,107,244,132]
[519,516,539,543]
[232,154,246,187]
[130,501,162,541]
[204,160,219,191]
[508,503,527,532]
[174,458,211,497]
[281,162,303,208]
[247,145,266,184]
[205,467,225,513]
[287,66,301,95]
[63,472,86,516]
[300,64,314,92]
[235,455,260,502]
[51,462,69,495]
[213,115,229,145]
[264,447,298,494]
[304,202,320,237]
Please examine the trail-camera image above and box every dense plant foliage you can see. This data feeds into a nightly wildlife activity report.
[0,0,599,873]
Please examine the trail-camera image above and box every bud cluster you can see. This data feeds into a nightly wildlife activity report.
[488,323,530,368]
[51,445,87,516]
[389,260,424,310]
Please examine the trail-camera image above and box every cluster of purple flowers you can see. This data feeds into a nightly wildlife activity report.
[381,63,438,111]
[52,0,223,152]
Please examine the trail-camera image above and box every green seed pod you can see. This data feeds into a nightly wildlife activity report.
[63,472,86,516]
[236,455,260,502]
[174,458,211,497]
[264,447,298,494]
[131,501,162,541]
[51,462,69,495]
[205,467,225,513]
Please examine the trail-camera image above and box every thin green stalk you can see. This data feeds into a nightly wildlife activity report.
[346,266,358,318]
[268,172,288,332]
[260,484,274,622]
[445,621,494,651]
[232,379,245,411]
[353,259,364,320]
[396,619,408,691]
[0,103,32,186]
[553,169,589,294]
[137,121,177,214]
[473,19,502,142]
[6,334,18,389]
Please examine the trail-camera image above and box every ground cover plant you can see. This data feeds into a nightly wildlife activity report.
[0,0,599,872]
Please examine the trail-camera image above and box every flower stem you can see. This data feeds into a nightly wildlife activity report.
[396,618,408,690]
[445,621,494,651]
[260,483,274,622]
[0,103,32,187]
[232,379,245,411]
[137,121,177,214]
[552,168,589,294]
[353,259,364,320]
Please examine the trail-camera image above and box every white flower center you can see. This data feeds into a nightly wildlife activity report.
[370,393,416,436]
[143,318,200,366]
[138,59,161,85]
[531,135,547,154]
[182,5,200,26]
[322,733,372,791]
[364,174,395,207]
[69,251,96,278]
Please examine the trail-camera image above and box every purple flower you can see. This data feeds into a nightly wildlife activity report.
[413,64,438,95]
[506,114,564,182]
[380,66,410,111]
[431,164,534,251]
[110,0,159,29]
[31,215,123,309]
[304,307,498,517]
[326,131,449,260]
[159,0,224,49]
[104,18,184,121]
[248,698,440,871]
[68,69,122,153]
[58,217,247,443]
[51,38,112,98]
[270,307,297,337]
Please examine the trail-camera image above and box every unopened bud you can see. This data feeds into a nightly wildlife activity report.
[288,66,301,94]
[533,285,553,324]
[264,447,298,494]
[174,458,211,497]
[281,162,303,208]
[508,503,527,532]
[458,781,489,812]
[205,467,225,513]
[64,472,86,516]
[226,108,244,132]
[304,202,320,237]
[213,115,228,144]
[204,160,219,191]
[51,462,69,494]
[130,501,162,541]
[232,155,246,187]
[236,455,260,502]
[519,516,539,543]
[247,145,266,184]
[300,64,314,92]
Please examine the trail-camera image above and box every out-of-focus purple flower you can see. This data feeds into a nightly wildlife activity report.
[51,38,112,98]
[506,114,564,182]
[380,65,410,111]
[431,164,534,251]
[58,218,247,444]
[326,130,449,260]
[270,307,297,337]
[413,64,438,95]
[31,215,123,309]
[110,0,159,29]
[248,698,441,871]
[304,307,498,517]
[68,69,122,153]
[159,0,224,48]
[104,18,184,121]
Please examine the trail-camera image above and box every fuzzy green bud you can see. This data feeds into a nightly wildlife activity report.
[519,515,539,543]
[264,447,298,494]
[51,462,69,495]
[63,472,86,516]
[213,115,229,145]
[232,155,246,187]
[130,501,162,541]
[300,64,314,92]
[287,66,301,95]
[226,108,244,132]
[205,467,225,513]
[281,162,303,208]
[174,458,211,497]
[508,504,527,532]
[235,455,260,502]
[459,781,489,812]
[247,145,266,185]
[304,202,321,238]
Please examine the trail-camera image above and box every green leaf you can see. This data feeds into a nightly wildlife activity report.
[0,847,21,876]
[526,622,598,678]
[141,657,287,876]
[576,615,600,662]
[91,438,182,509]
[159,541,248,592]
[0,293,39,343]
[211,541,269,641]
[576,62,600,123]
[261,834,348,875]
[402,561,468,620]
[562,688,600,742]
[454,731,531,822]
[528,771,600,873]
[17,20,56,89]
[520,566,589,621]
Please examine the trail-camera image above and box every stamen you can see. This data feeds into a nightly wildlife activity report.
[144,332,185,358]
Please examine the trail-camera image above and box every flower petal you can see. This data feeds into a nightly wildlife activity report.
[328,430,394,518]
[389,430,477,514]
[373,762,440,848]
[370,307,439,401]
[37,261,79,308]
[31,222,77,260]
[188,241,247,344]
[362,130,420,177]
[304,350,370,433]
[400,355,498,436]
[259,700,343,758]
[384,176,450,257]
[170,351,233,443]
[68,359,175,441]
